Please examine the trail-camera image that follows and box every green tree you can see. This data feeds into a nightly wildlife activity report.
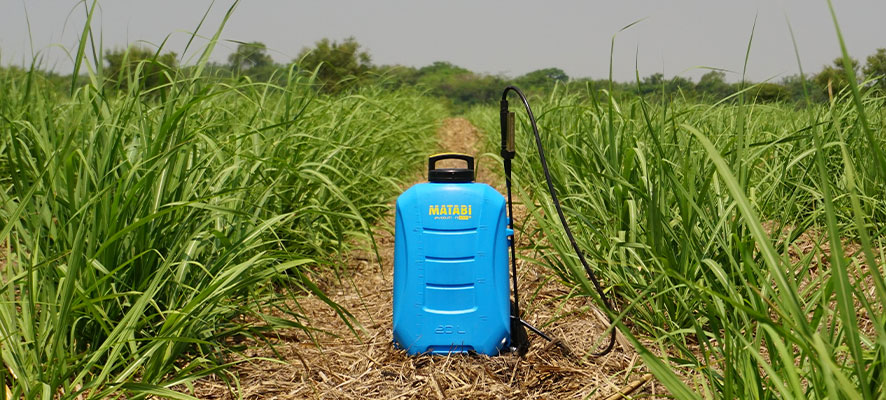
[696,70,734,100]
[638,73,664,95]
[297,37,372,93]
[374,64,420,89]
[514,68,569,92]
[105,46,177,92]
[638,73,694,97]
[780,74,824,104]
[813,56,859,98]
[863,48,886,91]
[410,62,505,109]
[414,62,471,86]
[753,82,788,103]
[227,41,274,72]
[668,76,695,96]
[437,74,505,109]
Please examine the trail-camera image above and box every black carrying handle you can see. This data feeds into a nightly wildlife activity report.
[428,153,474,173]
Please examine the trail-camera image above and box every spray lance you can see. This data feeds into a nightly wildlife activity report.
[500,86,617,357]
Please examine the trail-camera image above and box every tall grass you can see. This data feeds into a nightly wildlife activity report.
[469,56,886,400]
[0,27,441,400]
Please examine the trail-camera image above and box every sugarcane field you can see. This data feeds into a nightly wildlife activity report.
[1,1,886,399]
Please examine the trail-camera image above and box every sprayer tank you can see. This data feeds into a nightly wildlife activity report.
[392,173,511,355]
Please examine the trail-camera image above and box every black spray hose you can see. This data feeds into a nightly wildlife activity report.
[501,85,617,357]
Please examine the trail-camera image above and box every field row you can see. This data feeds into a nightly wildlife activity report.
[0,68,441,398]
[469,85,886,398]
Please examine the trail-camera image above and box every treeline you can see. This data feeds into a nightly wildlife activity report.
[3,37,886,109]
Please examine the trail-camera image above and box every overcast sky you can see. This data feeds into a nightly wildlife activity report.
[1,0,884,82]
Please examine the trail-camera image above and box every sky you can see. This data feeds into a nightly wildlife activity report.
[1,0,884,83]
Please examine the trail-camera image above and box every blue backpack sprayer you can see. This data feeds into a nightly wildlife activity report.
[393,86,617,356]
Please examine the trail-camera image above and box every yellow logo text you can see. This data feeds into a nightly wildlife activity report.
[429,204,472,220]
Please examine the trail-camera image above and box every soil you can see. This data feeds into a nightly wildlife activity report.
[191,118,658,399]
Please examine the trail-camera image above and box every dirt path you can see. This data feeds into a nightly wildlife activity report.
[193,118,656,399]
